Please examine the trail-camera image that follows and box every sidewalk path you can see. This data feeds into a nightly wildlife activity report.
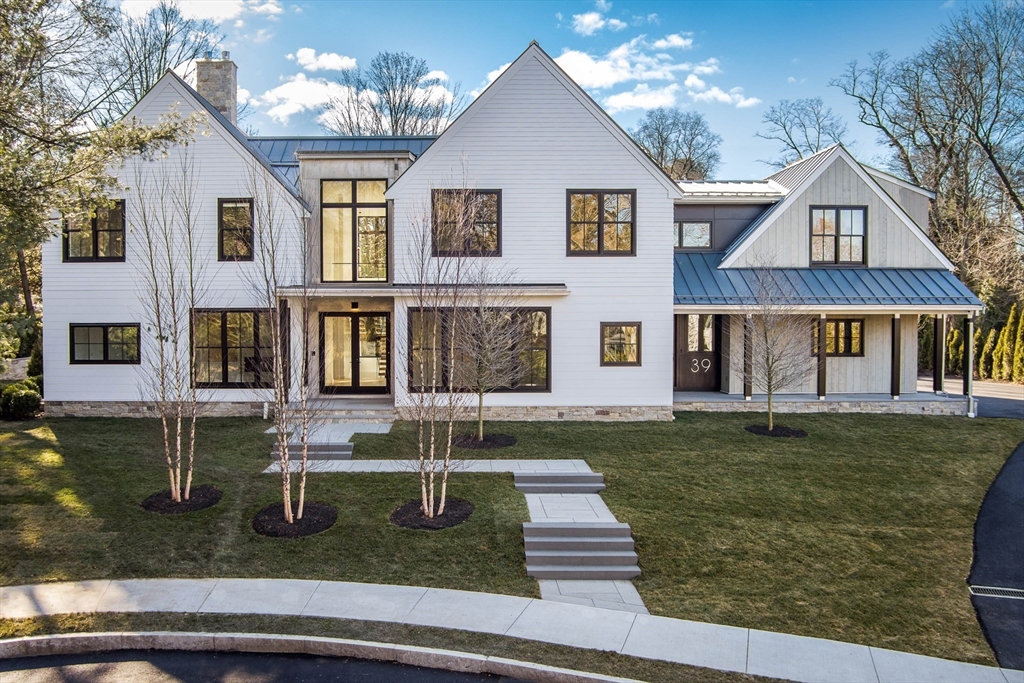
[2,579,1020,683]
[263,459,594,473]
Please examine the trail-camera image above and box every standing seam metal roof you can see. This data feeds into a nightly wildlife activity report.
[674,252,983,309]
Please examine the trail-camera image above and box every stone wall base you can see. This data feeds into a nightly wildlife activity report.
[395,405,674,422]
[44,401,265,418]
[673,398,969,416]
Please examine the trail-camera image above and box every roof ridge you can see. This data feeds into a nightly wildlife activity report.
[766,144,840,179]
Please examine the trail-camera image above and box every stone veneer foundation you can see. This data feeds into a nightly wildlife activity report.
[394,405,674,422]
[44,401,265,418]
[673,398,969,416]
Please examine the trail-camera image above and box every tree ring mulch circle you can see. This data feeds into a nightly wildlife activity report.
[252,501,338,538]
[390,497,473,530]
[745,424,808,438]
[454,433,517,449]
[141,484,223,514]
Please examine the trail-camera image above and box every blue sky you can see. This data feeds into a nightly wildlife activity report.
[123,0,963,178]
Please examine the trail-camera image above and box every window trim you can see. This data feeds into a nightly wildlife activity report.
[68,323,141,365]
[813,318,866,357]
[191,308,274,389]
[320,179,390,283]
[431,189,502,257]
[674,220,713,251]
[62,200,126,263]
[406,306,551,393]
[566,190,637,257]
[218,198,254,262]
[809,205,868,267]
[600,321,642,367]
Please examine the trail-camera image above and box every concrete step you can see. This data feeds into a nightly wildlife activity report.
[522,522,633,538]
[274,443,354,452]
[524,536,635,552]
[515,483,606,494]
[526,565,641,580]
[319,413,395,423]
[525,550,638,566]
[513,472,605,484]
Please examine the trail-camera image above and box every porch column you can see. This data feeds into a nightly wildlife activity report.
[743,314,753,400]
[279,299,290,403]
[933,314,946,393]
[817,314,827,400]
[963,315,975,417]
[891,314,902,400]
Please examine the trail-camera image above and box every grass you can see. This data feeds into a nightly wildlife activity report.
[0,418,533,597]
[353,412,1023,665]
[0,612,784,683]
[2,413,1021,668]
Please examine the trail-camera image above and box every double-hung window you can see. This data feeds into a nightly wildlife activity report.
[811,207,866,264]
[218,199,254,261]
[193,310,274,387]
[432,189,501,256]
[69,324,140,363]
[322,180,388,282]
[600,322,641,366]
[813,319,864,357]
[63,201,126,261]
[568,191,635,255]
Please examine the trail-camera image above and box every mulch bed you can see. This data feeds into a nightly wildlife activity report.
[390,497,473,530]
[745,424,808,438]
[252,501,338,538]
[453,433,517,449]
[141,484,223,514]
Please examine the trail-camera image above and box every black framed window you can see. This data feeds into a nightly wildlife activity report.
[601,322,641,366]
[811,207,866,264]
[69,324,140,364]
[219,198,254,261]
[813,319,864,357]
[193,309,274,387]
[63,201,125,262]
[568,190,635,255]
[675,221,712,249]
[408,307,550,392]
[322,180,388,282]
[432,189,501,256]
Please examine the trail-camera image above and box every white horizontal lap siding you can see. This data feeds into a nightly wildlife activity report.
[43,80,303,403]
[735,156,945,269]
[389,56,674,408]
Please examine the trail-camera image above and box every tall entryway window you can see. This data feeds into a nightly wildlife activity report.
[321,312,390,394]
[675,314,720,391]
[322,180,388,282]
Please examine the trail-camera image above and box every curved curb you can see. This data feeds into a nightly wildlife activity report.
[0,631,640,683]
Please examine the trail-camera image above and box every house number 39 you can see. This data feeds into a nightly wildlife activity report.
[690,358,712,373]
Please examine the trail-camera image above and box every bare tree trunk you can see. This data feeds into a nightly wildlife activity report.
[477,390,484,442]
[767,391,774,432]
[16,249,35,319]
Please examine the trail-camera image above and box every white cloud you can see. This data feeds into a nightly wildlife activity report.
[684,73,705,90]
[688,85,760,108]
[651,33,693,50]
[595,0,612,11]
[251,28,273,43]
[120,0,283,23]
[604,83,680,113]
[607,18,628,30]
[424,70,449,82]
[572,12,607,36]
[287,47,356,72]
[471,62,511,97]
[692,58,720,75]
[555,36,692,89]
[257,73,348,124]
[251,1,283,15]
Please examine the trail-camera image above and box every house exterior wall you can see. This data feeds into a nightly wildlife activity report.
[673,203,773,251]
[386,53,676,414]
[722,313,919,396]
[869,174,931,231]
[730,156,946,269]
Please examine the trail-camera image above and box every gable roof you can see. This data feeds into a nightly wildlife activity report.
[718,145,954,271]
[125,70,306,207]
[388,42,685,199]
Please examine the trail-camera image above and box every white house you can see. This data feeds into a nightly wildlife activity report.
[41,43,983,420]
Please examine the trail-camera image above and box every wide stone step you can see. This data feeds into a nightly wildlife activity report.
[524,536,635,552]
[525,550,638,566]
[513,472,605,484]
[526,565,641,580]
[522,522,633,538]
[514,483,606,494]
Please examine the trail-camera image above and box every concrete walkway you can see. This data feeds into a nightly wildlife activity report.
[916,376,1024,419]
[2,579,1020,683]
[264,459,594,473]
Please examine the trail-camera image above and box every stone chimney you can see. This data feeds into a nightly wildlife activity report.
[196,51,238,125]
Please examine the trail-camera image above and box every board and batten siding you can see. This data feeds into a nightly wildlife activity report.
[730,155,946,269]
[387,53,676,410]
[723,314,919,395]
[42,76,302,404]
[869,174,931,232]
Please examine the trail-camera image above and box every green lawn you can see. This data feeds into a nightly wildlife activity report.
[2,413,1021,667]
[353,412,1023,665]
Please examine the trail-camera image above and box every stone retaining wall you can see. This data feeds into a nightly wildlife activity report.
[44,401,265,418]
[673,398,969,416]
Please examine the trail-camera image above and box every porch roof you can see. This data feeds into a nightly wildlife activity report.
[674,252,983,313]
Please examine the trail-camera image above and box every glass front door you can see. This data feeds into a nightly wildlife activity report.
[321,313,389,394]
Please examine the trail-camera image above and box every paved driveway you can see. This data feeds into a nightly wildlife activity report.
[917,376,1023,419]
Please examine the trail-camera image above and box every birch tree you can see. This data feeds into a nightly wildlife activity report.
[130,143,208,502]
[742,258,816,431]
